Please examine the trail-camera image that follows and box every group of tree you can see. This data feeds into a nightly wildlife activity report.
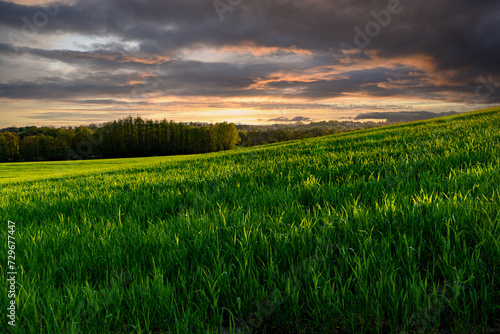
[0,117,389,163]
[0,117,240,162]
[236,120,386,147]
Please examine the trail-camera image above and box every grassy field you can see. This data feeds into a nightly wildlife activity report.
[1,107,500,333]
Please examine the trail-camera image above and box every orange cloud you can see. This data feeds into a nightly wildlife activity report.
[359,51,462,87]
[248,66,349,90]
[217,43,313,56]
[185,43,313,57]
[250,51,465,95]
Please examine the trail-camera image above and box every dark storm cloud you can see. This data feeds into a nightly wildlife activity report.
[0,80,131,100]
[0,0,499,105]
[2,0,499,63]
[0,42,167,71]
[355,111,459,122]
[0,58,264,100]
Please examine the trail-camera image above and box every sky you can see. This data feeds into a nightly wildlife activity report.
[0,0,499,127]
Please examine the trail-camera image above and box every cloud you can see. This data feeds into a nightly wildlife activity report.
[0,0,499,126]
[2,0,499,76]
[268,116,312,123]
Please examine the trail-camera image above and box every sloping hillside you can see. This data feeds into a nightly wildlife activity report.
[1,107,499,333]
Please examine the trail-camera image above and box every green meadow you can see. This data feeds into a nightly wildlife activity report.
[1,107,500,333]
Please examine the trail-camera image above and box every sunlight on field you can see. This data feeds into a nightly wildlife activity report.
[0,155,196,184]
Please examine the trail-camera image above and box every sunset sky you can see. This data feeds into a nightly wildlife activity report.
[0,0,499,127]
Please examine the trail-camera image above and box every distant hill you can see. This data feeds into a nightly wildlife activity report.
[355,110,459,122]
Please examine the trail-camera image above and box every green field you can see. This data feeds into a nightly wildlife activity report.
[1,107,500,333]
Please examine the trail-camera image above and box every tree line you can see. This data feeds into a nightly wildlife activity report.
[0,117,240,162]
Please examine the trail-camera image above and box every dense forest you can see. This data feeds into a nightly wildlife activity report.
[0,117,240,162]
[0,117,387,163]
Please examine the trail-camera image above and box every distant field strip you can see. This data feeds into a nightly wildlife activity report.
[0,107,499,333]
